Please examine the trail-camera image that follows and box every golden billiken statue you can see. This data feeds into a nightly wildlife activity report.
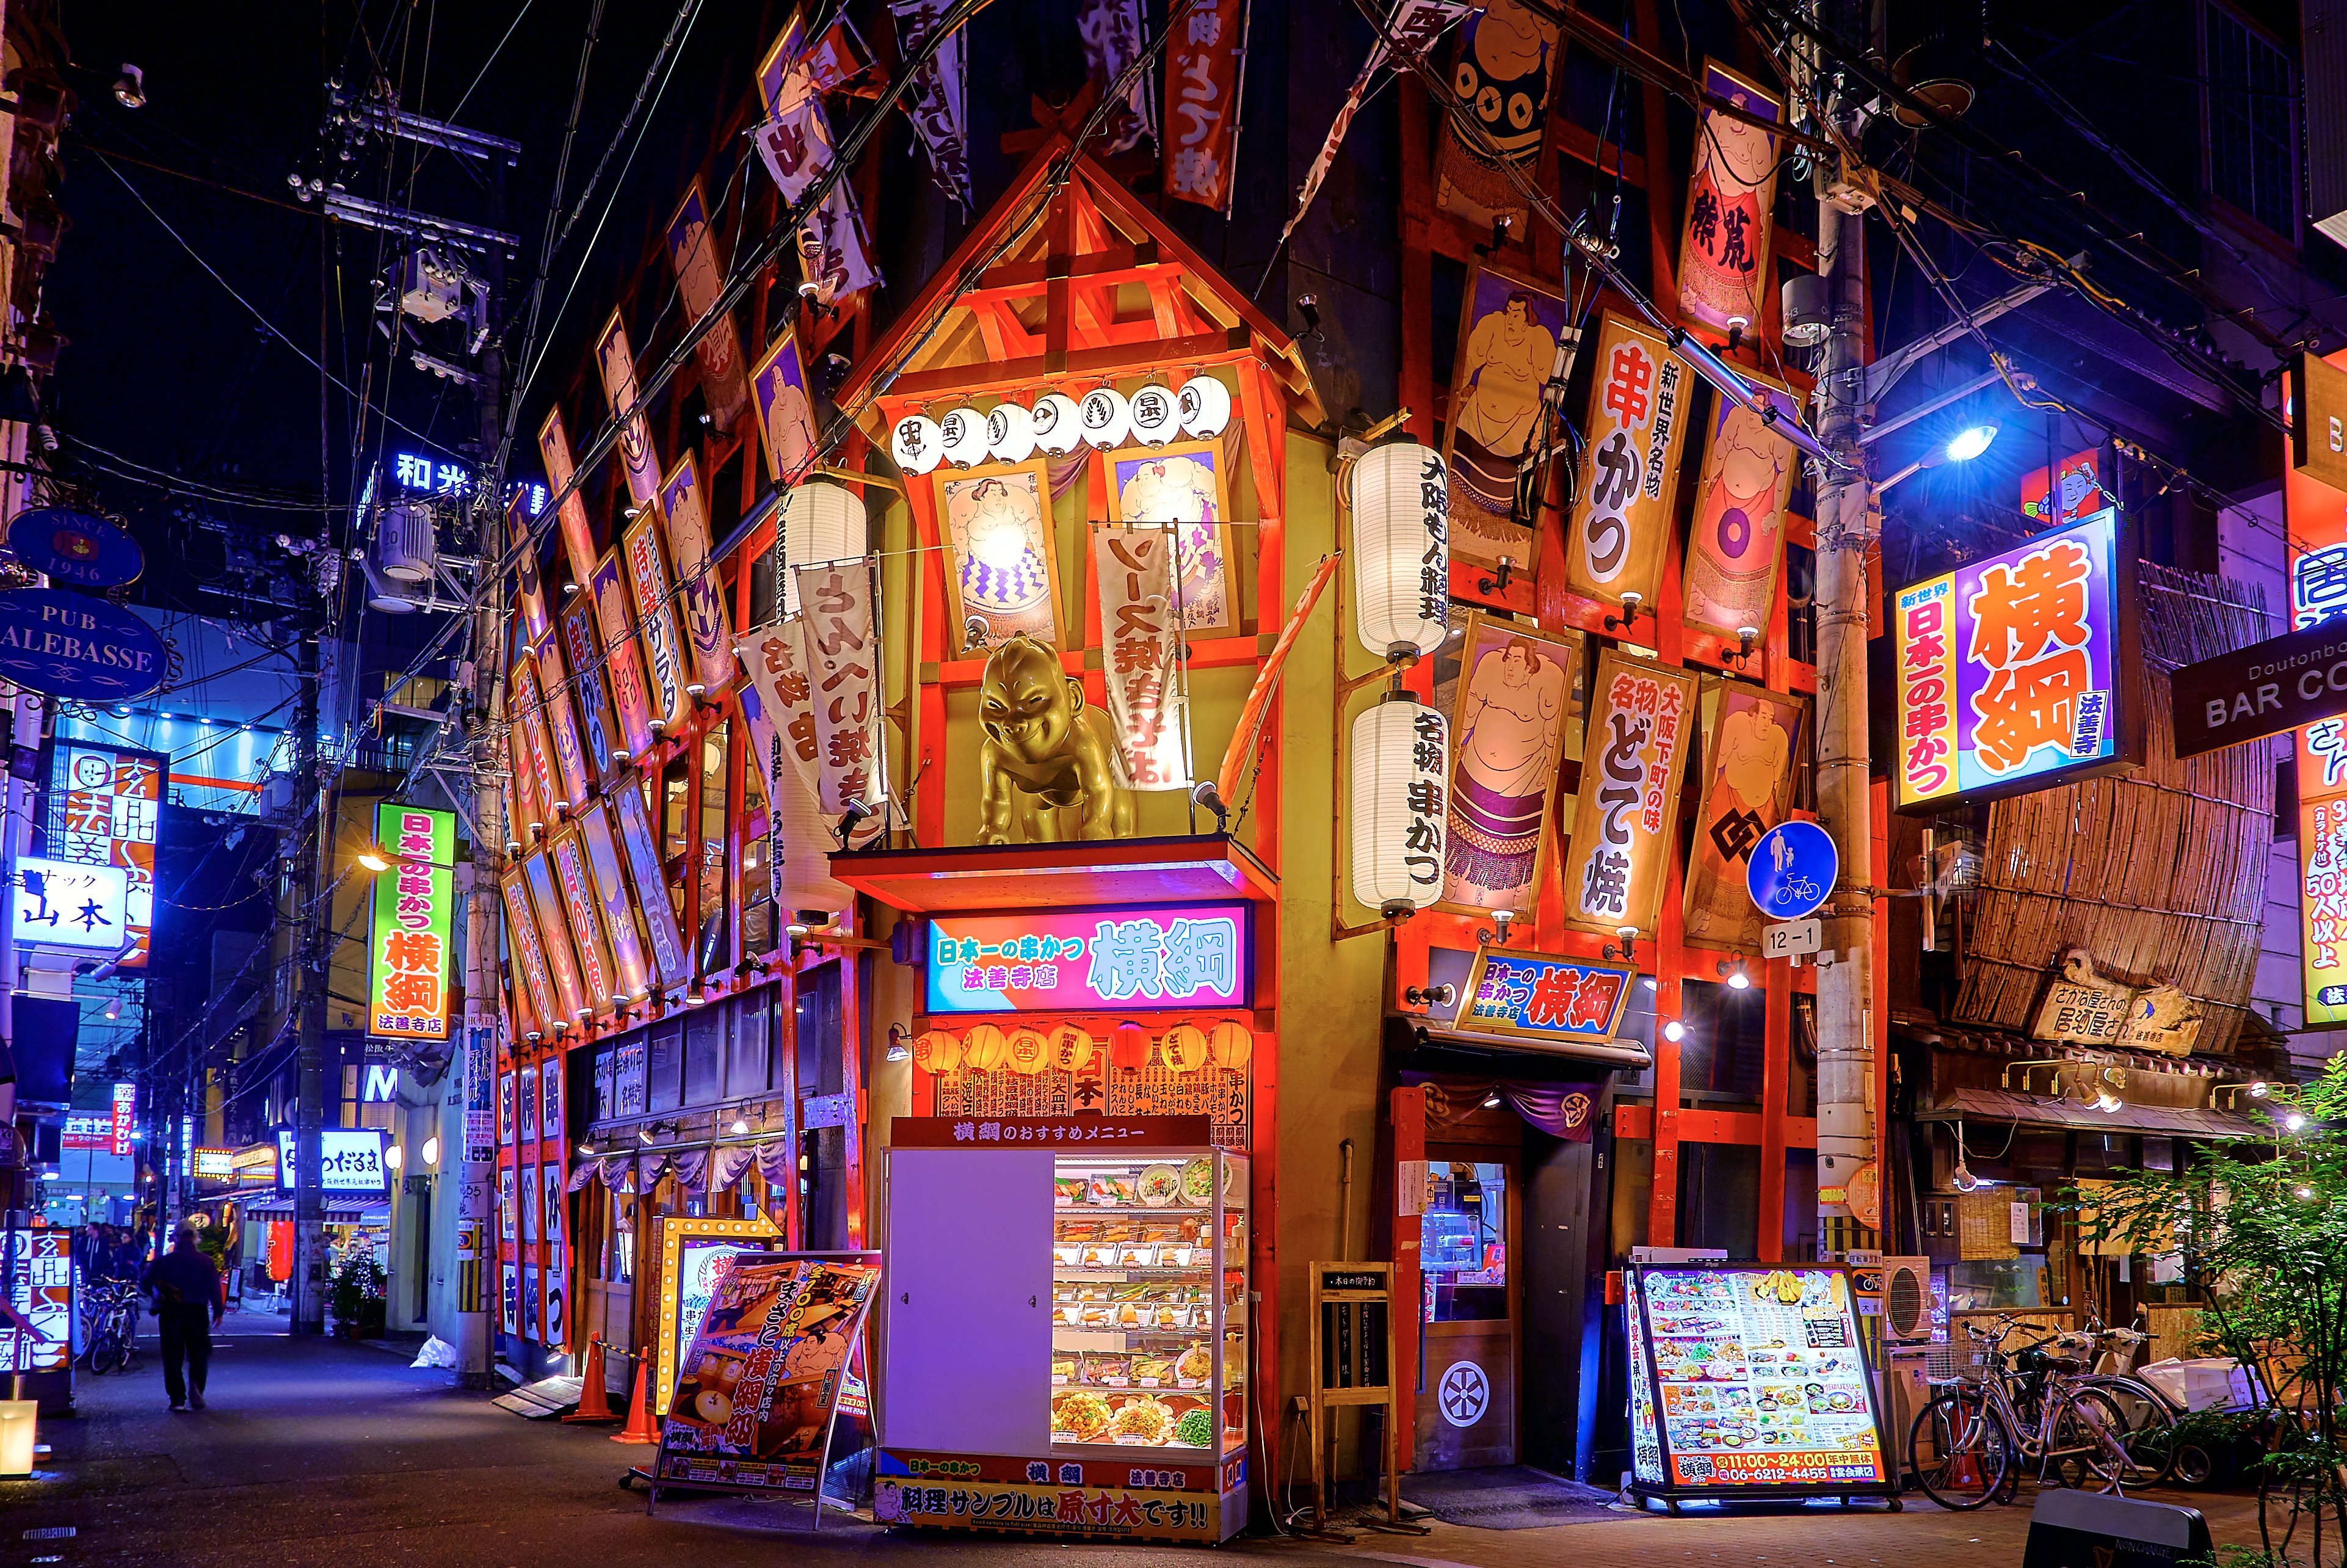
[976,636,1135,843]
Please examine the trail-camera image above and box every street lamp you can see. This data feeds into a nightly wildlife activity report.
[355,847,391,873]
[1874,423,1999,495]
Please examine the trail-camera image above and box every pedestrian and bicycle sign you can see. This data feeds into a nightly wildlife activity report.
[1747,821,1836,922]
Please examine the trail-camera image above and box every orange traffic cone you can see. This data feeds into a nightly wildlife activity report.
[610,1354,659,1445]
[564,1337,618,1423]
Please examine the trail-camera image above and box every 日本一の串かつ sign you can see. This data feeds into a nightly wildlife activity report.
[368,802,455,1041]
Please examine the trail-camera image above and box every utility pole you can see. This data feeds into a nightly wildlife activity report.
[1808,0,1877,1260]
[291,623,330,1334]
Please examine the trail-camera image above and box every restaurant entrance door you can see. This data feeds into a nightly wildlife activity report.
[1413,1149,1519,1469]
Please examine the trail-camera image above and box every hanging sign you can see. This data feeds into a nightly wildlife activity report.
[1565,311,1690,614]
[753,20,883,305]
[1686,684,1804,948]
[1162,0,1250,213]
[661,454,735,695]
[594,313,664,509]
[887,0,972,205]
[589,549,659,763]
[1092,524,1192,789]
[368,802,456,1042]
[1434,0,1559,231]
[521,852,590,1024]
[1892,508,2140,812]
[534,628,595,805]
[48,742,164,967]
[1560,649,1698,937]
[499,868,563,1034]
[791,562,885,815]
[2021,446,2108,528]
[1676,60,1783,337]
[507,659,560,826]
[536,407,601,594]
[548,825,620,1009]
[1437,612,1581,917]
[662,181,753,433]
[622,512,692,733]
[1458,948,1634,1046]
[1076,0,1156,155]
[558,597,623,780]
[2028,948,2133,1047]
[2307,796,2347,1024]
[926,903,1251,1013]
[609,785,691,989]
[2170,617,2347,760]
[1443,262,1571,571]
[7,507,143,588]
[512,494,555,652]
[753,332,820,488]
[1682,372,1800,644]
[1746,819,1835,924]
[12,857,129,953]
[575,800,653,1002]
[0,588,166,701]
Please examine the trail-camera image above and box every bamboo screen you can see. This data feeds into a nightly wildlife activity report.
[1953,564,2274,1054]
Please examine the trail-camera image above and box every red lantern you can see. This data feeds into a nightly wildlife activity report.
[1047,1026,1096,1073]
[912,1030,962,1073]
[1109,1022,1150,1072]
[1158,1024,1207,1075]
[1004,1028,1050,1075]
[963,1023,1009,1072]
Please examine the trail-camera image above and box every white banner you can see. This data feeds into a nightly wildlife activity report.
[888,0,971,206]
[1276,0,1473,257]
[791,563,887,816]
[1078,0,1156,155]
[1094,524,1192,790]
[754,88,882,305]
[734,619,858,908]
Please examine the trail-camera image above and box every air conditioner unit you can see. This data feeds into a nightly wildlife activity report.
[1884,1347,1935,1472]
[1881,1255,1935,1346]
[375,501,437,583]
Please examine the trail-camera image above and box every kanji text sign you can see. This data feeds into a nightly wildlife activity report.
[1893,509,2136,812]
[924,904,1250,1013]
[368,802,455,1040]
[275,1127,389,1195]
[1457,948,1634,1045]
[12,856,128,952]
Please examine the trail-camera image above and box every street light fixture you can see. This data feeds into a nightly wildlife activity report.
[355,848,391,873]
[1874,423,2000,495]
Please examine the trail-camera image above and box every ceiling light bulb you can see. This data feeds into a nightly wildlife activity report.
[1663,1020,1686,1043]
[1481,1092,1503,1109]
[1727,970,1750,990]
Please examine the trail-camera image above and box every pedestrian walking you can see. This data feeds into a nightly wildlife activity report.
[140,1222,223,1410]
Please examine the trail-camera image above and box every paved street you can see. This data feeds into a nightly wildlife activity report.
[0,1321,2276,1567]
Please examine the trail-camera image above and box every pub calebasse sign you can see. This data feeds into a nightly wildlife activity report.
[0,588,166,702]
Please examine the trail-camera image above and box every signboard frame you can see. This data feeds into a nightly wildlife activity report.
[1456,946,1635,1046]
[652,1214,782,1418]
[367,800,457,1042]
[42,739,167,968]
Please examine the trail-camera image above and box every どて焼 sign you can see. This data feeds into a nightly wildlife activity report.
[0,588,167,702]
[1892,509,2142,813]
[368,803,455,1042]
[2172,617,2347,764]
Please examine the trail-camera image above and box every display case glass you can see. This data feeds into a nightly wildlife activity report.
[1047,1149,1247,1457]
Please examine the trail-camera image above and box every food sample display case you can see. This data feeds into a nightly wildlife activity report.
[877,1118,1249,1543]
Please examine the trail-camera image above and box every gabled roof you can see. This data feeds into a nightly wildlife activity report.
[838,135,1324,427]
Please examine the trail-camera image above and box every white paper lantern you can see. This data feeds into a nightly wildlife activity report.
[1178,374,1233,437]
[1347,441,1449,660]
[1078,385,1131,449]
[1349,691,1448,919]
[891,413,944,476]
[938,405,991,468]
[1128,383,1182,446]
[778,479,868,616]
[987,401,1036,464]
[1031,392,1084,456]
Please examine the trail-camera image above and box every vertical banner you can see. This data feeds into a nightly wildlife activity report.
[50,742,165,967]
[1677,60,1783,337]
[887,0,971,206]
[1682,374,1801,642]
[1163,0,1248,212]
[753,23,882,306]
[589,550,659,761]
[500,868,563,1033]
[536,407,601,594]
[623,512,692,733]
[507,658,562,822]
[368,803,456,1041]
[1560,650,1697,937]
[502,664,546,838]
[1438,613,1581,916]
[1092,524,1192,790]
[521,852,590,1025]
[1443,263,1573,570]
[752,332,819,489]
[1277,0,1470,256]
[735,620,859,906]
[792,563,887,815]
[594,313,664,509]
[661,454,735,695]
[1434,0,1558,231]
[549,826,620,1009]
[735,622,823,798]
[513,493,556,652]
[1077,0,1156,154]
[576,803,654,1001]
[559,597,623,779]
[1683,683,1806,949]
[663,181,752,433]
[1565,311,1691,614]
[610,787,692,989]
[535,625,595,805]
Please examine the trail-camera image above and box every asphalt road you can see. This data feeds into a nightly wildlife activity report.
[0,1318,2276,1567]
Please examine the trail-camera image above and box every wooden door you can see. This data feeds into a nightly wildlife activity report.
[1413,1150,1520,1470]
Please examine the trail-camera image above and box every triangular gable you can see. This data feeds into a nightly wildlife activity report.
[836,135,1323,427]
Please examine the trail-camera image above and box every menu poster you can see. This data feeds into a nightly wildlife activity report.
[1627,1265,1892,1496]
[655,1252,883,1495]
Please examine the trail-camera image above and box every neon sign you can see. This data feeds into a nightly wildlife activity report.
[925,903,1251,1013]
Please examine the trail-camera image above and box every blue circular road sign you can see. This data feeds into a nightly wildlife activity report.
[6,507,143,589]
[1747,820,1837,921]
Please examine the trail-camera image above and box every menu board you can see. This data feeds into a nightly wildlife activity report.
[1627,1264,1892,1496]
[0,1229,70,1373]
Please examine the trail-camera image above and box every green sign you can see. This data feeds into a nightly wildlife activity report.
[369,801,456,1041]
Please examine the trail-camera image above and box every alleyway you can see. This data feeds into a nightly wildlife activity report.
[0,1321,2276,1568]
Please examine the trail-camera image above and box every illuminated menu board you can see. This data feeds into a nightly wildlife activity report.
[47,741,165,967]
[1625,1264,1892,1499]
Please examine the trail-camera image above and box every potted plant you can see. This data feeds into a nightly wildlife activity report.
[330,1255,387,1339]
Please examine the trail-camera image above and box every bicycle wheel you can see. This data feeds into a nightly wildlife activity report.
[1910,1389,2012,1509]
[2048,1388,2129,1493]
[2082,1378,2178,1487]
[90,1326,126,1376]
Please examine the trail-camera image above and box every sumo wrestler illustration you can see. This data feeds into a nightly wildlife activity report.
[976,634,1134,844]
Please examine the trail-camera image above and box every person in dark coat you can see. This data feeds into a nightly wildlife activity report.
[141,1222,223,1410]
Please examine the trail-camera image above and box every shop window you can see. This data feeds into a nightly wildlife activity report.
[647,1019,684,1114]
[1677,978,1764,1105]
[683,1009,722,1106]
[2203,2,2296,239]
[741,742,775,957]
[749,543,779,625]
[1676,1142,1759,1255]
[1423,1161,1508,1321]
[697,720,730,971]
[725,994,769,1100]
[593,1047,615,1122]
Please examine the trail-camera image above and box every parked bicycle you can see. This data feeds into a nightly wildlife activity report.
[78,1280,142,1375]
[1908,1315,2171,1508]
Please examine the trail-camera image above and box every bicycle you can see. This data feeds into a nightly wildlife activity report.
[78,1280,142,1374]
[1907,1316,2147,1508]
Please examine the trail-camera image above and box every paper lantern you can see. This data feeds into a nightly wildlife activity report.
[1178,374,1232,438]
[1347,441,1449,659]
[1205,1021,1253,1070]
[938,405,991,468]
[1128,383,1181,446]
[1349,691,1449,918]
[1158,1023,1208,1075]
[987,401,1036,463]
[1078,386,1131,449]
[891,413,944,476]
[1109,1021,1150,1071]
[1004,1028,1050,1075]
[778,479,868,617]
[962,1023,1009,1072]
[1032,393,1084,456]
[912,1029,962,1074]
[1048,1025,1097,1073]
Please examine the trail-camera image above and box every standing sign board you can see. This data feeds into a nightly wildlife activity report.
[653,1215,781,1418]
[1623,1262,1895,1504]
[1305,1262,1404,1530]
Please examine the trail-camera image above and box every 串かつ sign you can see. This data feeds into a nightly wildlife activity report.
[368,802,455,1041]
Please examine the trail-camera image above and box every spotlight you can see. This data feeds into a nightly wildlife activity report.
[639,1126,656,1145]
[1295,293,1323,341]
[730,1116,749,1136]
[2286,1112,2309,1133]
[1942,423,1998,462]
[1481,1091,1503,1109]
[104,995,122,1021]
[355,847,391,872]
[421,1136,439,1166]
[114,64,146,109]
[1727,970,1750,990]
[1663,1020,1686,1043]
[1951,1162,1980,1192]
